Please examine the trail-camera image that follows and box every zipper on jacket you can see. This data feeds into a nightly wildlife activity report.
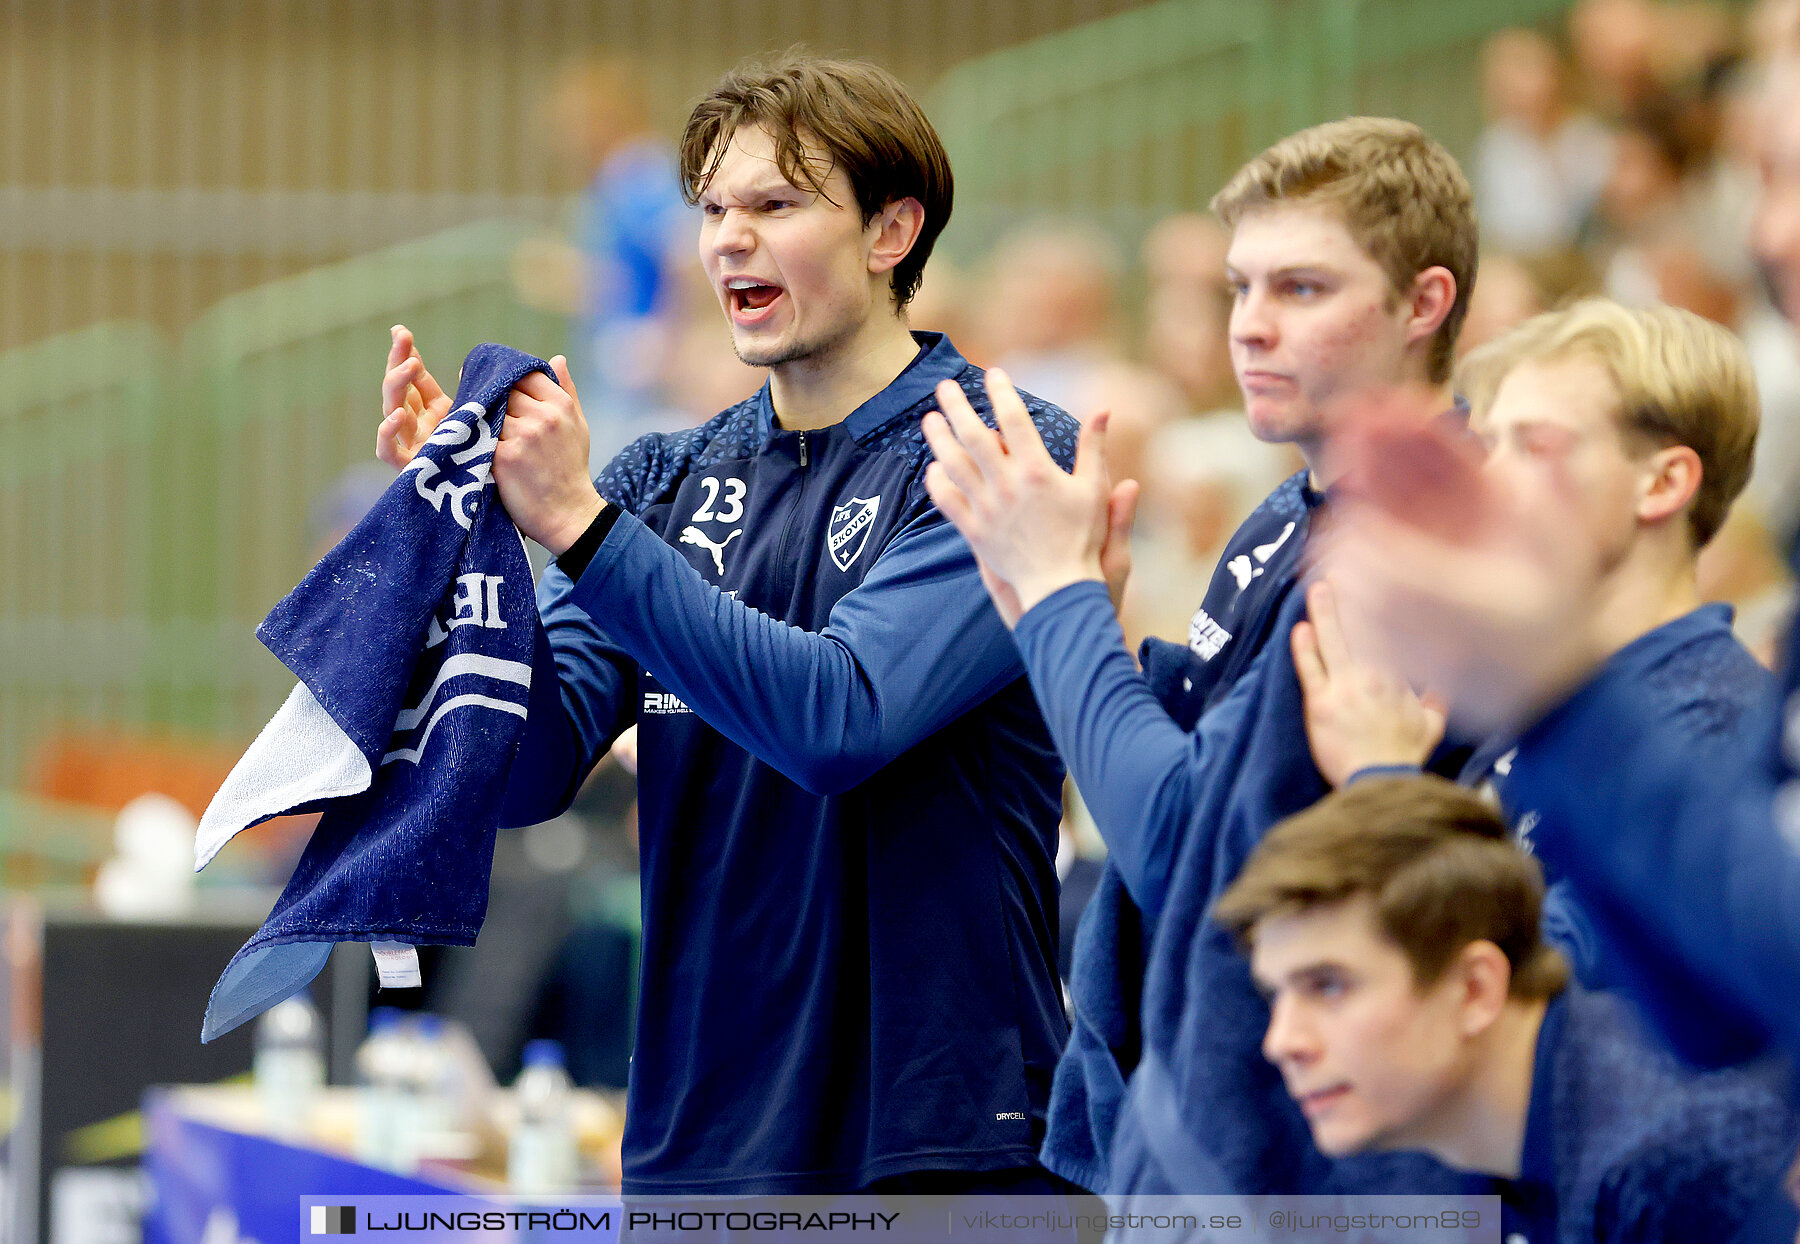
[774,430,813,589]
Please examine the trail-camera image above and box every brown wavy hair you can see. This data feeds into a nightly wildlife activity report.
[1215,776,1568,1001]
[679,53,952,311]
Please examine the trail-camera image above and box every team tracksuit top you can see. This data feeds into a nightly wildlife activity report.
[1037,469,1319,1191]
[1507,539,1800,1066]
[500,332,1077,1193]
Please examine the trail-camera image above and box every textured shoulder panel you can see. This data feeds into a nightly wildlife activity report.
[1641,628,1768,748]
[595,396,767,514]
[1255,470,1313,522]
[862,363,1081,471]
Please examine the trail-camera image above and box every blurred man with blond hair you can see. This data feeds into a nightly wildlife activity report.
[1320,44,1800,1064]
[1300,298,1773,1072]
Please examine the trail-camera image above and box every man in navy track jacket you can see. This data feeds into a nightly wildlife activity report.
[924,117,1480,1192]
[378,55,1079,1195]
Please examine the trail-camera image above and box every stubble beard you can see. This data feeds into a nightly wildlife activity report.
[730,315,859,371]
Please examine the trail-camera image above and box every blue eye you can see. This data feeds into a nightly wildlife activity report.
[1301,969,1349,999]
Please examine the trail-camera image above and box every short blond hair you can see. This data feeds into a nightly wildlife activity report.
[1456,299,1760,546]
[1210,118,1478,385]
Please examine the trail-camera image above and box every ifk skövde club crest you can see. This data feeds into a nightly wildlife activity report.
[827,495,881,571]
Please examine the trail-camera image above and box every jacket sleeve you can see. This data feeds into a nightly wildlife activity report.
[494,577,639,829]
[1508,663,1800,1062]
[554,505,1026,796]
[1011,579,1267,921]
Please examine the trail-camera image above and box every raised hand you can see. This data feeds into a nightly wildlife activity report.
[1320,418,1607,738]
[1291,579,1446,787]
[493,355,606,555]
[921,368,1127,625]
[378,325,453,469]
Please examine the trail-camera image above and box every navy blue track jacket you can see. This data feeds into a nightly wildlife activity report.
[501,333,1077,1193]
[1507,568,1800,1066]
[1496,986,1796,1244]
[1039,471,1319,1190]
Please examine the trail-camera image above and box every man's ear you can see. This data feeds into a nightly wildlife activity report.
[1638,444,1703,529]
[1403,266,1457,351]
[1452,939,1513,1039]
[868,197,925,278]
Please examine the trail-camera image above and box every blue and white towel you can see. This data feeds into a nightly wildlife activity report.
[195,344,553,1042]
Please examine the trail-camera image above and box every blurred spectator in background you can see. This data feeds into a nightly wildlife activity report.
[973,218,1126,398]
[528,59,692,468]
[1655,1,1744,92]
[1729,6,1800,564]
[1087,365,1184,508]
[1457,252,1550,358]
[1142,214,1242,415]
[1741,293,1800,549]
[1594,104,1707,300]
[1570,0,1665,115]
[655,262,767,426]
[1119,415,1294,648]
[975,216,1184,488]
[1474,29,1615,258]
[1682,53,1761,287]
[904,257,976,349]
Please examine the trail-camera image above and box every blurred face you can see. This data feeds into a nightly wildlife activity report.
[1475,355,1647,571]
[1252,896,1474,1158]
[1601,130,1682,230]
[981,243,1115,356]
[1483,34,1562,132]
[1754,64,1800,321]
[697,124,886,370]
[1225,204,1420,457]
[1148,279,1236,409]
[1570,0,1659,102]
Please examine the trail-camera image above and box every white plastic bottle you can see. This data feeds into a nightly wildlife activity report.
[353,1008,412,1170]
[253,992,324,1136]
[508,1039,578,1194]
[409,1013,455,1157]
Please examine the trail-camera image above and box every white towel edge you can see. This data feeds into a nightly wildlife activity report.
[195,682,372,871]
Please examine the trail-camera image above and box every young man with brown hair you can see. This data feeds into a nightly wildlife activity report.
[1215,776,1797,1243]
[380,54,1079,1194]
[923,117,1476,1193]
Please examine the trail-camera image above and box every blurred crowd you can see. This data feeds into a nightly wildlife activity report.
[532,0,1800,671]
[1467,0,1800,662]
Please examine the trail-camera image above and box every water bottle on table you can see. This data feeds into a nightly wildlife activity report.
[253,992,323,1136]
[509,1039,578,1194]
